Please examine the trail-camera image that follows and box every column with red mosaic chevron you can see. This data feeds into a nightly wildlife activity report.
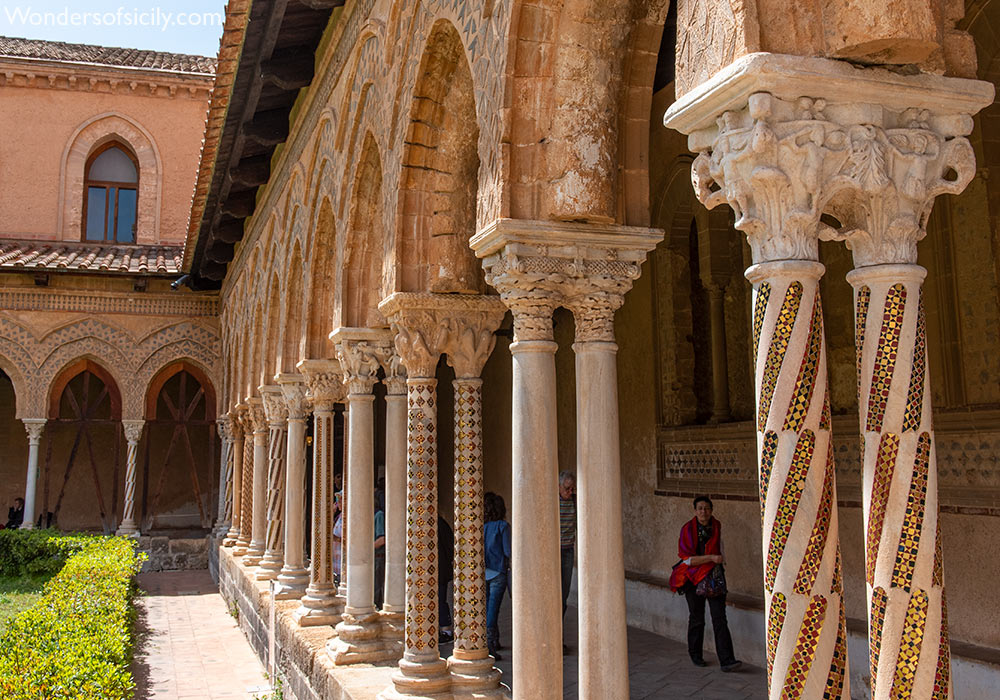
[847,266,952,700]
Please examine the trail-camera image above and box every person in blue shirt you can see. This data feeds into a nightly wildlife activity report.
[483,492,511,659]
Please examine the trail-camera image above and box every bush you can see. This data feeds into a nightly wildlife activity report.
[0,529,91,577]
[0,536,144,699]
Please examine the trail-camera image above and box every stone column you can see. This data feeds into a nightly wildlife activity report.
[295,359,347,626]
[377,294,453,699]
[381,354,408,651]
[706,283,731,423]
[441,299,507,699]
[257,385,288,580]
[820,83,986,700]
[225,405,247,547]
[116,419,145,536]
[244,397,268,566]
[339,403,349,599]
[214,415,235,538]
[275,374,311,599]
[234,405,256,555]
[470,219,660,700]
[20,419,46,530]
[330,329,394,665]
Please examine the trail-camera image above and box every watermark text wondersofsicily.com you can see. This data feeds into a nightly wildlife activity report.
[2,5,223,31]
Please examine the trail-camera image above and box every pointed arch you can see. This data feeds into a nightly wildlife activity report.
[342,133,387,329]
[281,241,306,371]
[307,196,338,357]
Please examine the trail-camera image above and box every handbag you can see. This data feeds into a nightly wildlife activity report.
[695,564,727,598]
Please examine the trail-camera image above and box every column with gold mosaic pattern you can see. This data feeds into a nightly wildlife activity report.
[442,297,506,699]
[294,359,346,626]
[233,404,255,555]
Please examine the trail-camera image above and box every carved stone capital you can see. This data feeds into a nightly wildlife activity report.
[276,374,310,420]
[233,404,250,435]
[382,353,408,395]
[259,385,288,426]
[379,292,506,378]
[470,219,660,342]
[296,359,346,409]
[247,397,267,433]
[331,328,394,394]
[217,416,234,442]
[566,282,629,343]
[121,419,145,444]
[664,53,993,266]
[22,418,46,444]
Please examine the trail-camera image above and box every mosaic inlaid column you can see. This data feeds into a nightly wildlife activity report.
[330,330,394,665]
[116,419,145,536]
[225,406,247,547]
[214,415,234,538]
[244,397,268,566]
[294,359,347,626]
[234,405,255,555]
[827,85,987,700]
[442,299,506,699]
[275,374,310,599]
[378,294,451,699]
[257,385,288,580]
[20,419,46,530]
[381,355,407,651]
[666,84,854,699]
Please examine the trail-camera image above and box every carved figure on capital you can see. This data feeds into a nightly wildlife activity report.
[336,341,387,395]
[247,399,267,433]
[691,92,978,265]
[260,388,289,426]
[277,377,311,420]
[298,359,347,409]
[217,415,234,443]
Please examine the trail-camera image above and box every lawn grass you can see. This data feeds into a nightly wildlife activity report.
[0,572,52,634]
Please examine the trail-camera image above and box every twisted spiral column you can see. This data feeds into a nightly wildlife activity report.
[116,420,145,536]
[848,265,951,700]
[748,262,847,700]
[244,397,268,566]
[214,416,234,538]
[234,406,255,555]
[295,360,347,626]
[257,385,288,580]
[225,406,247,547]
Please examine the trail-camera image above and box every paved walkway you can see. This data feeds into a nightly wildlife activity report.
[132,571,268,699]
[133,570,766,699]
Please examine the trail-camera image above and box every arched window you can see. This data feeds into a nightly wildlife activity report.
[83,143,138,243]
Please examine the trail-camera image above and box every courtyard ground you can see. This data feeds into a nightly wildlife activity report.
[131,570,766,699]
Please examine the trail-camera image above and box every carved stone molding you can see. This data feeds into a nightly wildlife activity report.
[276,373,310,420]
[122,419,145,444]
[330,328,394,394]
[379,292,506,378]
[470,219,661,342]
[259,385,288,426]
[296,359,346,409]
[664,53,993,266]
[0,289,218,317]
[247,397,267,433]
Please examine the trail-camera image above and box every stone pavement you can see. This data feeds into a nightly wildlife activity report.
[132,570,269,699]
[133,569,766,699]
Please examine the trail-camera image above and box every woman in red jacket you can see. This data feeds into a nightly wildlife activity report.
[668,496,741,671]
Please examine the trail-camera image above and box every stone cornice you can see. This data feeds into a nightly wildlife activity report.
[664,52,993,138]
[470,218,663,262]
[0,288,218,317]
[0,58,212,99]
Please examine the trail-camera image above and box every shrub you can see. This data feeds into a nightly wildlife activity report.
[0,529,91,577]
[0,536,144,699]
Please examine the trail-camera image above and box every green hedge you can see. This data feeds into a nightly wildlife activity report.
[0,529,91,577]
[0,536,144,699]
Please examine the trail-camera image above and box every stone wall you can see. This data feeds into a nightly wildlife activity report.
[138,535,211,572]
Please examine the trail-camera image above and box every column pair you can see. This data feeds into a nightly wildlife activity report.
[377,293,507,700]
[328,328,399,664]
[214,414,235,539]
[224,405,247,547]
[274,374,311,598]
[665,53,991,699]
[470,220,659,700]
[233,403,256,556]
[294,359,348,626]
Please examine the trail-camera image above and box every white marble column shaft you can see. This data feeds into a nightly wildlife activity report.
[276,375,310,599]
[245,398,268,566]
[382,361,408,649]
[21,419,46,530]
[225,408,247,547]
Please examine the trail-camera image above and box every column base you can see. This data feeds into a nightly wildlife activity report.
[255,550,283,580]
[379,657,453,699]
[380,609,404,656]
[293,587,344,627]
[243,542,265,566]
[212,523,230,539]
[329,611,393,665]
[18,523,35,531]
[115,522,139,538]
[273,567,310,599]
[448,654,506,699]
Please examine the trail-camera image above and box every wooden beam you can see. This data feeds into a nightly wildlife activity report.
[206,238,235,263]
[260,51,314,91]
[221,190,257,218]
[244,109,290,147]
[230,155,271,187]
[215,217,246,244]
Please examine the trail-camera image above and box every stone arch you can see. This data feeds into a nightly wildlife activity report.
[263,274,282,383]
[307,196,338,357]
[506,0,667,222]
[342,133,387,329]
[280,240,306,372]
[396,19,484,294]
[144,360,218,421]
[0,351,28,419]
[249,301,264,396]
[58,112,163,242]
[47,357,123,420]
[0,319,34,418]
